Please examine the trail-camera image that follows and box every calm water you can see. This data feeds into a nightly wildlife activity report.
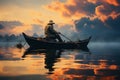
[0,42,120,80]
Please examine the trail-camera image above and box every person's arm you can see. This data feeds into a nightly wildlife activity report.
[49,26,58,34]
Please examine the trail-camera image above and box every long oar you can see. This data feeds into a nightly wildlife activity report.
[59,33,73,42]
[60,33,83,49]
[59,33,81,48]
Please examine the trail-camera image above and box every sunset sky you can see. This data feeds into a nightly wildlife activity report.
[0,0,120,41]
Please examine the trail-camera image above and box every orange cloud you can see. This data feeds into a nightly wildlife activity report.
[46,0,120,23]
[11,25,32,35]
[46,0,95,20]
[47,1,71,17]
[87,0,97,4]
[33,19,45,26]
[95,4,120,22]
[95,5,108,21]
[105,0,120,6]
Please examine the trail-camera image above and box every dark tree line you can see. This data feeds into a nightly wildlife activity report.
[0,34,23,42]
[0,33,40,42]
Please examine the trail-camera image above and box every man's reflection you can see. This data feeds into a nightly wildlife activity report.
[45,49,62,74]
[22,48,62,74]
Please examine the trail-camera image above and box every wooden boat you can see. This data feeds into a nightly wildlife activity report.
[22,33,91,49]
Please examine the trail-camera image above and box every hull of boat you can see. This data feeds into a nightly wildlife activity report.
[22,33,91,49]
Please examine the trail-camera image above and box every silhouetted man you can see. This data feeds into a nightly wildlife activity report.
[45,20,63,42]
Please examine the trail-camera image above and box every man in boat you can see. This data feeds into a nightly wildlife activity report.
[45,20,63,42]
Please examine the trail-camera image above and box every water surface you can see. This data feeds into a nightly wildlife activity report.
[0,42,120,80]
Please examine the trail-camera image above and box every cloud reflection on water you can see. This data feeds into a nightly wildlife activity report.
[0,42,120,80]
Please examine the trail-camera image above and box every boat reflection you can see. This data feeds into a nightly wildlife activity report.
[22,48,63,74]
[22,48,90,74]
